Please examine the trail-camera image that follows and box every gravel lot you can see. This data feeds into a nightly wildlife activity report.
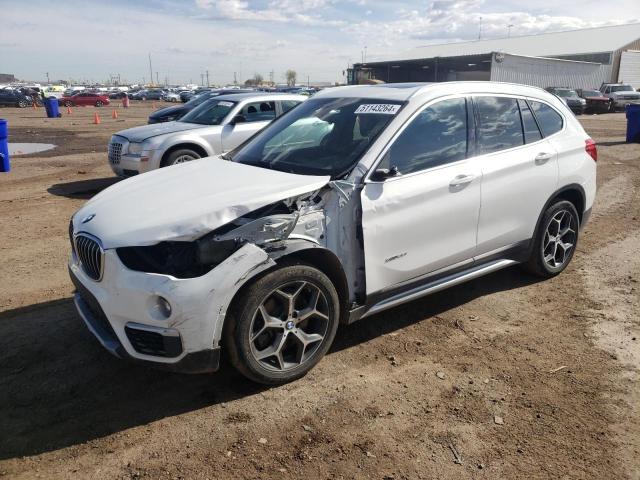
[0,103,638,479]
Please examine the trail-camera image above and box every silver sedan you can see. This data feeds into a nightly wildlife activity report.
[107,93,306,177]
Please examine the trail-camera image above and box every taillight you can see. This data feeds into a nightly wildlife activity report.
[585,138,597,162]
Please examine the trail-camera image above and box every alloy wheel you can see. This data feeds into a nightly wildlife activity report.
[173,154,196,164]
[249,281,330,372]
[542,209,577,269]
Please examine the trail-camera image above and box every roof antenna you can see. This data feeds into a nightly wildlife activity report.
[478,16,483,40]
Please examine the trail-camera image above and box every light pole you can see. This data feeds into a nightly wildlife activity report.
[507,24,514,37]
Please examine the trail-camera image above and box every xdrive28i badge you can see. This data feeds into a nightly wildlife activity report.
[81,214,96,224]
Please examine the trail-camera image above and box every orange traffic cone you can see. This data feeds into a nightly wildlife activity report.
[152,102,157,109]
[111,109,118,119]
[32,102,37,109]
[67,106,72,115]
[93,112,101,125]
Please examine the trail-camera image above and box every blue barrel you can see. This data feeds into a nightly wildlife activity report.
[0,119,9,172]
[45,97,60,118]
[626,104,640,143]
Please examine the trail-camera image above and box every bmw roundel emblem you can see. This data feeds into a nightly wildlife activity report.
[81,214,96,224]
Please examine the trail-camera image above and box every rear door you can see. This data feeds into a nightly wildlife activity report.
[221,100,276,152]
[361,96,481,294]
[474,96,559,256]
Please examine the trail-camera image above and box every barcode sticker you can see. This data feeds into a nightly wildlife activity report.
[355,104,401,115]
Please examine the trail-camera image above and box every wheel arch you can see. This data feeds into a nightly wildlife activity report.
[530,184,586,255]
[224,240,350,329]
[271,242,350,323]
[160,142,210,166]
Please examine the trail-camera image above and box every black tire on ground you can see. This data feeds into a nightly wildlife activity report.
[224,263,341,385]
[609,100,616,112]
[17,100,27,108]
[523,200,580,278]
[160,148,201,167]
[95,101,103,107]
[64,100,73,107]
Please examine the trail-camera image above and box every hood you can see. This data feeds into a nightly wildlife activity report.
[73,158,330,249]
[149,105,189,119]
[116,121,204,142]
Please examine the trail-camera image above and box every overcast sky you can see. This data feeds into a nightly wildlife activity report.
[2,0,639,85]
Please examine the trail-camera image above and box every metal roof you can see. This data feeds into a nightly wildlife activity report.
[370,23,640,63]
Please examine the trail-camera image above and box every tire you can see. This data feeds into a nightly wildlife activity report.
[608,100,616,113]
[523,200,580,278]
[224,263,340,385]
[95,101,103,107]
[161,148,201,167]
[64,100,73,107]
[17,100,27,108]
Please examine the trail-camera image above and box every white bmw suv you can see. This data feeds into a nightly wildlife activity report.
[69,82,597,384]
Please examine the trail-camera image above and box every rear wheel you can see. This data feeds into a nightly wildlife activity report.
[161,148,201,167]
[224,264,340,385]
[17,100,27,108]
[95,100,103,107]
[523,200,579,278]
[64,100,73,107]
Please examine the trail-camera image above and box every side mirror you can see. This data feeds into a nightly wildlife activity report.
[230,114,246,125]
[370,165,400,182]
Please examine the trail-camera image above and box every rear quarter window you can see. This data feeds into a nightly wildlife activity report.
[529,101,563,137]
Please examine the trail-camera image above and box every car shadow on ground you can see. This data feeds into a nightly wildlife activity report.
[0,267,540,460]
[48,177,122,199]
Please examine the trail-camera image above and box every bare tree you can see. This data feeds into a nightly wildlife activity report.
[285,69,297,87]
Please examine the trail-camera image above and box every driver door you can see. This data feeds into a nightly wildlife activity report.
[221,100,276,152]
[361,97,481,294]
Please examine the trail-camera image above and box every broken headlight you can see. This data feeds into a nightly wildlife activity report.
[116,213,299,278]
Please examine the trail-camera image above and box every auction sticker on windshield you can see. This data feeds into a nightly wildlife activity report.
[218,101,234,107]
[355,104,401,115]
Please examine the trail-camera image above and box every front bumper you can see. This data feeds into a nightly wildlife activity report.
[612,98,640,109]
[108,145,161,177]
[68,243,275,373]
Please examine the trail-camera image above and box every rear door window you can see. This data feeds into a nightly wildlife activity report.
[518,99,542,144]
[475,97,524,154]
[529,101,563,137]
[243,101,276,122]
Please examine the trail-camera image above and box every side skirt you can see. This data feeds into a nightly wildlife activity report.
[346,258,520,324]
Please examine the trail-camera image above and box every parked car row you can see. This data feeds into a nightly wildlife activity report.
[148,89,254,124]
[545,83,640,114]
[70,82,597,385]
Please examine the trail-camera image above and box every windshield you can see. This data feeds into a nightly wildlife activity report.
[581,90,601,97]
[179,99,236,125]
[555,89,577,98]
[229,97,403,177]
[611,85,634,93]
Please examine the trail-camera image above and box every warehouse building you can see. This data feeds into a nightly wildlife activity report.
[349,23,640,89]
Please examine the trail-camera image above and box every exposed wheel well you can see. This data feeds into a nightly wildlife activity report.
[161,143,209,166]
[274,248,350,323]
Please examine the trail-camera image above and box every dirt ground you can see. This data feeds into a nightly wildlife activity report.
[0,103,638,480]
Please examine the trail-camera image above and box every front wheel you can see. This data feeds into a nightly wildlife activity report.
[95,101,103,107]
[224,264,340,385]
[64,100,73,107]
[17,100,27,108]
[523,200,579,278]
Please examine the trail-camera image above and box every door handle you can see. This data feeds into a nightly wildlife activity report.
[535,152,553,164]
[449,174,475,187]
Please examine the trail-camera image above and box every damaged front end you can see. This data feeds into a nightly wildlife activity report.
[115,196,320,279]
